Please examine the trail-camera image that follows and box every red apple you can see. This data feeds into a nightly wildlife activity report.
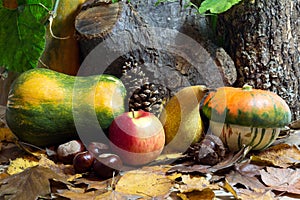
[108,110,165,166]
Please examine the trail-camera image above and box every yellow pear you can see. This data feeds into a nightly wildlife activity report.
[159,85,208,152]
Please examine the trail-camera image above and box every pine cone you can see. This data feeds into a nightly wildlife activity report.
[121,57,171,117]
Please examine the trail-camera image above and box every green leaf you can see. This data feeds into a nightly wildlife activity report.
[0,0,53,72]
[198,0,242,14]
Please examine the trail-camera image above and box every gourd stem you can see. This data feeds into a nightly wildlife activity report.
[242,84,253,91]
[48,0,70,40]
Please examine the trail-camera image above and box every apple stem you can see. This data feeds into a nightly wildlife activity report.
[131,109,135,118]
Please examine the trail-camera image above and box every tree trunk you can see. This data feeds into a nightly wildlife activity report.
[216,0,300,120]
[0,68,19,106]
[75,0,237,95]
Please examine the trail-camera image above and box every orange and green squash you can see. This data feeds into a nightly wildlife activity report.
[201,84,291,151]
[6,68,126,147]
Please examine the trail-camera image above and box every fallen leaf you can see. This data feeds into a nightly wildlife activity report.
[260,167,300,194]
[56,188,96,200]
[234,160,264,177]
[238,188,278,200]
[166,164,210,175]
[282,130,300,146]
[289,119,300,129]
[174,174,219,193]
[95,190,144,200]
[73,175,119,191]
[0,142,25,164]
[148,152,185,166]
[0,128,17,142]
[251,143,300,168]
[115,166,174,198]
[7,156,39,175]
[220,178,239,199]
[226,170,266,190]
[38,155,78,181]
[177,188,215,200]
[209,145,252,173]
[0,166,67,200]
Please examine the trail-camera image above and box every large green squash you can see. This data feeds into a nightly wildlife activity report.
[6,68,126,147]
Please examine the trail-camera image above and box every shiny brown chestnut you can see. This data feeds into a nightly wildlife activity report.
[57,140,85,164]
[73,151,95,173]
[93,153,123,179]
[87,142,110,157]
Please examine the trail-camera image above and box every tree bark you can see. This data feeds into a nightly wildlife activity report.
[0,68,19,106]
[75,0,236,95]
[216,0,300,120]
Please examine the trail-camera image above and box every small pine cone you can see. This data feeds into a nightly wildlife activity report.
[121,57,171,117]
[129,83,170,117]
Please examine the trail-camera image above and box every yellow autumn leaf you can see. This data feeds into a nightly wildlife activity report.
[250,143,300,168]
[7,156,39,175]
[0,127,17,142]
[115,165,174,198]
[174,174,219,193]
[177,188,215,200]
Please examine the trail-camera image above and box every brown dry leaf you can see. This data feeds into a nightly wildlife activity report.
[289,120,300,129]
[56,187,96,200]
[73,176,114,191]
[238,188,278,200]
[149,152,185,166]
[0,166,67,200]
[0,142,25,164]
[209,145,252,173]
[115,165,174,198]
[95,190,145,200]
[235,160,265,177]
[38,155,79,181]
[221,178,239,199]
[260,167,300,194]
[251,143,300,168]
[177,188,215,200]
[166,164,210,175]
[174,174,219,193]
[226,170,266,190]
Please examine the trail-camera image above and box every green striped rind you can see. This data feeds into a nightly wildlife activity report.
[201,92,292,128]
[6,68,126,147]
[209,121,280,152]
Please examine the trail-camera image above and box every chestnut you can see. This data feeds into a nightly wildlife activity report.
[57,140,85,164]
[87,142,110,157]
[93,153,123,179]
[73,151,95,173]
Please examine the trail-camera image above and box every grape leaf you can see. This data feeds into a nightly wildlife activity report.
[0,0,53,72]
[198,0,242,14]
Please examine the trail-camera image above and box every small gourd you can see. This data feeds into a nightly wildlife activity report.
[201,84,291,151]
